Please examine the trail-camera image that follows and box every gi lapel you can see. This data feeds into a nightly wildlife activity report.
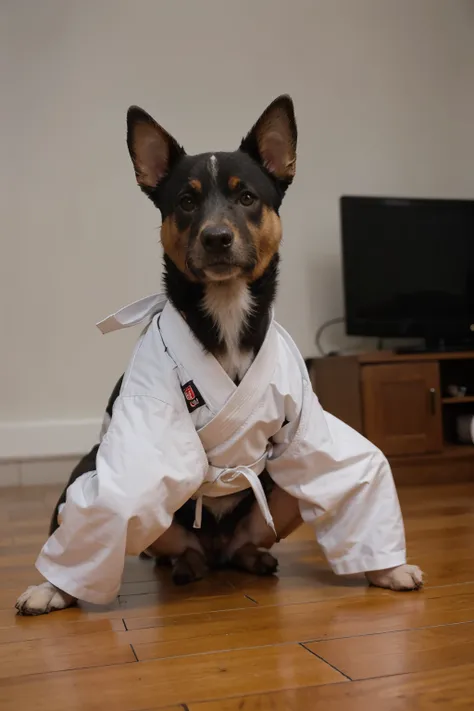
[160,301,278,448]
[197,317,278,451]
[158,301,236,417]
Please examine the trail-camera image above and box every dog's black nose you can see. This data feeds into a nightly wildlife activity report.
[201,226,234,252]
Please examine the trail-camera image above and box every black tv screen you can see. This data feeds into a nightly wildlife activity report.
[340,196,474,342]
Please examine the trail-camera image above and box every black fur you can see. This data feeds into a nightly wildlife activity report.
[243,253,279,352]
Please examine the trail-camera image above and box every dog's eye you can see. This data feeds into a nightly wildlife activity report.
[239,191,256,207]
[179,195,197,212]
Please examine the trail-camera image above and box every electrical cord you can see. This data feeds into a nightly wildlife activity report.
[315,317,345,357]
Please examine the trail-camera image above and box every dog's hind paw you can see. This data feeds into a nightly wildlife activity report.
[15,582,76,616]
[172,548,209,586]
[231,544,278,576]
[366,564,424,591]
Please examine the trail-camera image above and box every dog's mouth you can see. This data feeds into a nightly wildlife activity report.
[203,263,242,282]
[187,253,255,283]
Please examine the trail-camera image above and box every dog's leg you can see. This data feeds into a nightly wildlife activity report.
[16,381,129,617]
[227,485,302,573]
[366,565,423,591]
[147,520,209,586]
[16,521,208,614]
[16,444,106,616]
[16,582,76,616]
[226,488,423,591]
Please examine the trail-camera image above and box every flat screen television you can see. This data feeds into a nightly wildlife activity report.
[340,196,474,351]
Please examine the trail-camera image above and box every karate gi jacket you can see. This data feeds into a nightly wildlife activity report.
[36,295,407,604]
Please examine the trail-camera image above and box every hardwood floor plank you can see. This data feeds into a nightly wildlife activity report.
[412,550,474,586]
[306,620,474,680]
[0,520,49,536]
[119,573,236,603]
[119,592,255,621]
[124,584,474,661]
[0,544,43,558]
[0,586,255,630]
[0,617,125,644]
[0,631,136,679]
[119,577,234,597]
[1,566,55,589]
[0,644,344,711]
[398,484,474,510]
[0,553,39,568]
[0,485,61,505]
[0,587,34,610]
[0,593,252,631]
[186,664,474,709]
[224,568,372,607]
[11,533,49,546]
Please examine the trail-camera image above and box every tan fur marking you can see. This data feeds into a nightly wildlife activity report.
[248,206,282,280]
[189,179,202,193]
[228,176,241,191]
[161,216,196,278]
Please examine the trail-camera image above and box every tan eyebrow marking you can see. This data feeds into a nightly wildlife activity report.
[228,176,241,191]
[189,179,202,193]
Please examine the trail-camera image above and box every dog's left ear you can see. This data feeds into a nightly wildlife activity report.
[240,95,297,184]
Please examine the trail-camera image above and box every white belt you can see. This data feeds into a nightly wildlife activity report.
[193,452,275,535]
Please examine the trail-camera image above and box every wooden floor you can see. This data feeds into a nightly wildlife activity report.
[1,484,474,710]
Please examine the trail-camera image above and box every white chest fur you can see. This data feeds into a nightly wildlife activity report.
[203,280,255,382]
[202,280,256,518]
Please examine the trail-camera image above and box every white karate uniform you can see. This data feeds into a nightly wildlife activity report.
[36,295,406,604]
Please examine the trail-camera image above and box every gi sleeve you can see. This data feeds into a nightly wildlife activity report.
[266,381,407,575]
[35,395,208,604]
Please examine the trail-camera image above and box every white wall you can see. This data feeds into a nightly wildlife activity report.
[1,0,474,458]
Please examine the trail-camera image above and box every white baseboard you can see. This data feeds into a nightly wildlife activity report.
[0,418,101,461]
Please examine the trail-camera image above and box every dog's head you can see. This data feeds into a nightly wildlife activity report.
[126,96,297,284]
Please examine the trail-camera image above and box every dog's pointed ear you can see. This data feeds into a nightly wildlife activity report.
[240,95,297,184]
[127,106,185,192]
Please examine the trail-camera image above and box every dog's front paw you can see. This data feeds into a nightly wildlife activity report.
[15,582,76,616]
[366,564,423,591]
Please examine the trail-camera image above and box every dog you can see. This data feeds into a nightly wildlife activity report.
[16,95,422,616]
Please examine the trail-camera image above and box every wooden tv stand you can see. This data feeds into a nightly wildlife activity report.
[308,350,474,485]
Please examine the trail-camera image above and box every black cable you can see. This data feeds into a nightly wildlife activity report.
[315,317,345,357]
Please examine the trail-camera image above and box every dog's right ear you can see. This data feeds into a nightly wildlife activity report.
[240,95,297,186]
[127,107,185,193]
